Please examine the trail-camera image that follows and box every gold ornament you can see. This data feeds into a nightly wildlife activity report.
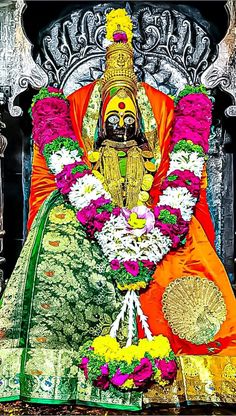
[138,191,149,202]
[88,151,100,163]
[102,42,137,102]
[144,161,157,172]
[100,144,124,207]
[126,146,144,209]
[162,276,227,345]
[141,174,154,191]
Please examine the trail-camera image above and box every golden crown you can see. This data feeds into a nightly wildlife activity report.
[102,9,137,100]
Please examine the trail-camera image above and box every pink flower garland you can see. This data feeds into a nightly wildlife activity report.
[31,87,212,288]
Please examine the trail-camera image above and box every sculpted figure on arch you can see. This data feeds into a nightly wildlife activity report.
[0,7,235,409]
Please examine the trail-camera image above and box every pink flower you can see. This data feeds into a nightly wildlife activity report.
[162,169,200,197]
[76,199,112,238]
[100,363,109,376]
[32,97,76,152]
[133,358,153,387]
[154,205,188,248]
[123,260,139,277]
[113,32,128,43]
[122,206,155,237]
[93,375,110,390]
[56,162,90,194]
[112,207,121,217]
[92,196,111,208]
[155,359,177,381]
[97,211,111,223]
[47,86,63,93]
[141,260,155,270]
[32,97,68,117]
[170,94,213,154]
[79,357,89,379]
[77,206,97,225]
[110,259,120,271]
[111,369,129,387]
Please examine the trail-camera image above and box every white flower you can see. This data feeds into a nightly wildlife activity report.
[68,174,111,209]
[48,148,82,174]
[159,187,197,221]
[96,214,172,263]
[102,38,113,48]
[168,150,205,178]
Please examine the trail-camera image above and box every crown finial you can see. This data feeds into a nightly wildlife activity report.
[102,9,137,101]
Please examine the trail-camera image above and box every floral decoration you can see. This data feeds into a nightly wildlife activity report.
[78,335,177,390]
[31,86,212,290]
[30,83,212,391]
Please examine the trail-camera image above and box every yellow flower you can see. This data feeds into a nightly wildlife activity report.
[138,335,171,359]
[92,335,119,357]
[117,345,138,364]
[159,379,169,387]
[154,369,162,381]
[116,344,148,363]
[104,349,121,362]
[128,212,146,229]
[88,151,100,163]
[121,379,135,389]
[149,335,171,358]
[106,9,133,44]
[117,282,147,291]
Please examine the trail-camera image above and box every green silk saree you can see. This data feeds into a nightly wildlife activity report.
[0,191,142,410]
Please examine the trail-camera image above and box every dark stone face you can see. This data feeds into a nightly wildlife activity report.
[104,111,136,142]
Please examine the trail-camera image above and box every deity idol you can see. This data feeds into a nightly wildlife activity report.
[0,8,235,410]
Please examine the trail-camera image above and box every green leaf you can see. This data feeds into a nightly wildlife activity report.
[158,209,177,225]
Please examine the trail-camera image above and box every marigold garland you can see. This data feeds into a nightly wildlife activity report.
[78,335,177,390]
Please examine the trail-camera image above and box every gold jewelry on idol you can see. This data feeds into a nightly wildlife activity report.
[102,42,137,101]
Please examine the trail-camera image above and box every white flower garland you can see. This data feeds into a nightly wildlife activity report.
[96,213,172,262]
[68,175,111,210]
[168,150,205,178]
[48,147,82,174]
[48,142,205,263]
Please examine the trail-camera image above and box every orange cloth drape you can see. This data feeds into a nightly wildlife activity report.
[138,83,236,355]
[28,81,236,356]
[27,82,97,229]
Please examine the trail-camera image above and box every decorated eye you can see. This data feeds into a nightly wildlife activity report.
[124,115,135,125]
[107,115,119,125]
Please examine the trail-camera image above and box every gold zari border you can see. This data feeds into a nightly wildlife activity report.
[143,355,236,405]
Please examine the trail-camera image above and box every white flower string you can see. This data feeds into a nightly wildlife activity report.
[109,291,130,338]
[133,291,153,341]
[126,291,135,347]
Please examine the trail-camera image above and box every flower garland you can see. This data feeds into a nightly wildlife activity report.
[31,84,212,390]
[31,85,212,291]
[79,334,177,390]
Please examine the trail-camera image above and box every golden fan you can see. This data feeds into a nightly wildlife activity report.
[162,276,227,345]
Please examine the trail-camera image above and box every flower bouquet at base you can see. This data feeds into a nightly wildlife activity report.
[78,334,177,391]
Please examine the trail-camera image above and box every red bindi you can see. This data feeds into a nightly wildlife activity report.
[118,102,125,109]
